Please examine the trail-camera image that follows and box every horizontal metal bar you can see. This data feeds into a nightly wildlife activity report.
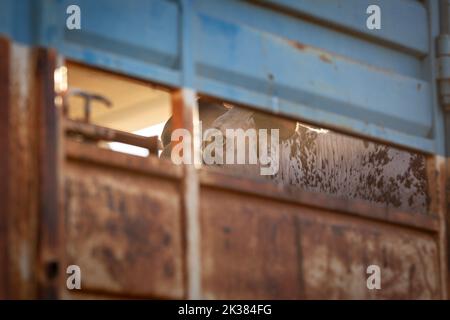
[0,36,11,299]
[57,46,181,89]
[64,119,161,155]
[65,140,183,180]
[199,79,436,154]
[199,168,440,233]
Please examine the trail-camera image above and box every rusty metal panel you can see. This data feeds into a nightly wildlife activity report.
[0,39,42,299]
[171,89,202,299]
[9,44,41,299]
[199,170,438,233]
[63,144,184,298]
[200,186,441,299]
[426,156,449,299]
[446,157,450,296]
[256,0,428,55]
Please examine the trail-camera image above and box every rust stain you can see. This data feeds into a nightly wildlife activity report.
[286,39,333,65]
[319,54,332,64]
[286,39,308,51]
[201,188,441,299]
[0,36,10,300]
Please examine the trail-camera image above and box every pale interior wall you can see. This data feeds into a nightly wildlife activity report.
[66,62,171,133]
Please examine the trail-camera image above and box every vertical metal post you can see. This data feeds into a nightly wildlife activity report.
[438,0,450,298]
[0,36,11,300]
[36,48,61,299]
[175,0,202,299]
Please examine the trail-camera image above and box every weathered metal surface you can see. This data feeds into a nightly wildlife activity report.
[0,36,11,300]
[0,0,441,153]
[63,143,184,298]
[36,47,62,299]
[254,0,428,55]
[427,155,450,299]
[44,0,181,87]
[193,0,436,153]
[64,119,161,155]
[198,1,423,79]
[199,170,438,233]
[171,88,202,299]
[200,186,441,299]
[65,140,182,180]
[448,157,450,297]
[0,40,41,299]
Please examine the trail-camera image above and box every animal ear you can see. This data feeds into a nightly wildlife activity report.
[161,116,173,148]
[253,112,297,140]
[162,99,228,149]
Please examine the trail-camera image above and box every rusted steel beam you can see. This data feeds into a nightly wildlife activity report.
[64,119,161,155]
[427,156,449,299]
[199,168,440,233]
[171,88,202,299]
[427,155,449,299]
[447,156,450,298]
[65,139,182,180]
[63,157,184,298]
[62,88,112,123]
[0,37,11,299]
[36,48,61,299]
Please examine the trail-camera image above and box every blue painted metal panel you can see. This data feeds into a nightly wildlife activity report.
[0,0,442,153]
[41,0,182,87]
[62,0,178,66]
[192,1,435,152]
[0,0,36,44]
[426,0,447,157]
[258,0,429,55]
[0,1,14,40]
[195,0,424,79]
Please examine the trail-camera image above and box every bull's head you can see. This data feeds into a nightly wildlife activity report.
[160,100,297,164]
